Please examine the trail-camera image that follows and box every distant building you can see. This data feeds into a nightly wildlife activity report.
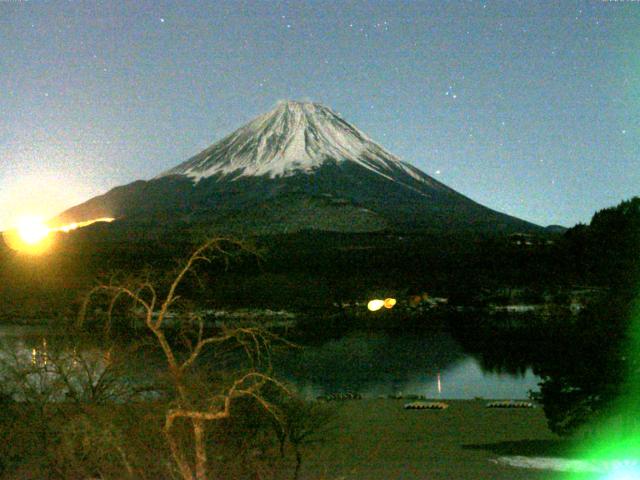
[508,233,554,247]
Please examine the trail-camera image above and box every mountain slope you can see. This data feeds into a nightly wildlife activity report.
[159,100,447,188]
[55,101,540,234]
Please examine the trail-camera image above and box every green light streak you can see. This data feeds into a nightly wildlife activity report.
[558,289,640,479]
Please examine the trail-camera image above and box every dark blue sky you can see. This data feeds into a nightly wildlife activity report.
[1,0,638,229]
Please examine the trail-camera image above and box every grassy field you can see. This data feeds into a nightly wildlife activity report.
[302,399,578,480]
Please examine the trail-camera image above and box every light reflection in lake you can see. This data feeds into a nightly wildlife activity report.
[0,327,155,403]
[0,326,541,401]
[274,331,541,400]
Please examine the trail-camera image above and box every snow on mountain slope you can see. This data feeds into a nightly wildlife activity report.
[55,100,541,234]
[159,100,444,191]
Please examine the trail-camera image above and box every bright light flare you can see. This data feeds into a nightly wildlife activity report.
[602,461,640,480]
[59,222,79,233]
[16,216,50,245]
[2,216,115,255]
[1,216,54,255]
[367,299,385,312]
[55,217,114,233]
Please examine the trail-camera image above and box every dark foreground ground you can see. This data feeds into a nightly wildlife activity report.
[303,399,581,480]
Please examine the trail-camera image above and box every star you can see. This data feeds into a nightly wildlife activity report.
[160,18,165,23]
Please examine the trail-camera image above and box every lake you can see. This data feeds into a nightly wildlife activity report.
[0,325,541,401]
[275,330,541,400]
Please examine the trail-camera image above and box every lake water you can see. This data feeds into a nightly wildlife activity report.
[0,326,541,400]
[275,330,540,400]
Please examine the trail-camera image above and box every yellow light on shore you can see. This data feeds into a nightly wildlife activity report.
[384,298,397,309]
[367,299,385,312]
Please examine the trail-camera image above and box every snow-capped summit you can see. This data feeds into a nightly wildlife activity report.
[159,100,436,188]
[56,101,540,234]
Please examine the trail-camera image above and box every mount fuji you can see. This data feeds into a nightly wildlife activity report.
[55,101,539,234]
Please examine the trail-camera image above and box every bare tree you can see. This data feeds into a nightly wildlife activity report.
[78,237,289,480]
[274,397,336,480]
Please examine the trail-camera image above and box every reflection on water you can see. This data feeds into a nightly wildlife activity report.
[0,327,157,403]
[274,331,541,400]
[0,326,541,401]
[423,358,539,399]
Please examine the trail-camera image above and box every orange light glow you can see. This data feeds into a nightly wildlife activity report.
[384,298,397,309]
[59,223,79,233]
[55,217,114,233]
[2,216,115,255]
[2,216,54,255]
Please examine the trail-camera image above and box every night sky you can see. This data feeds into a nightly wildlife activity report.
[1,0,638,230]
